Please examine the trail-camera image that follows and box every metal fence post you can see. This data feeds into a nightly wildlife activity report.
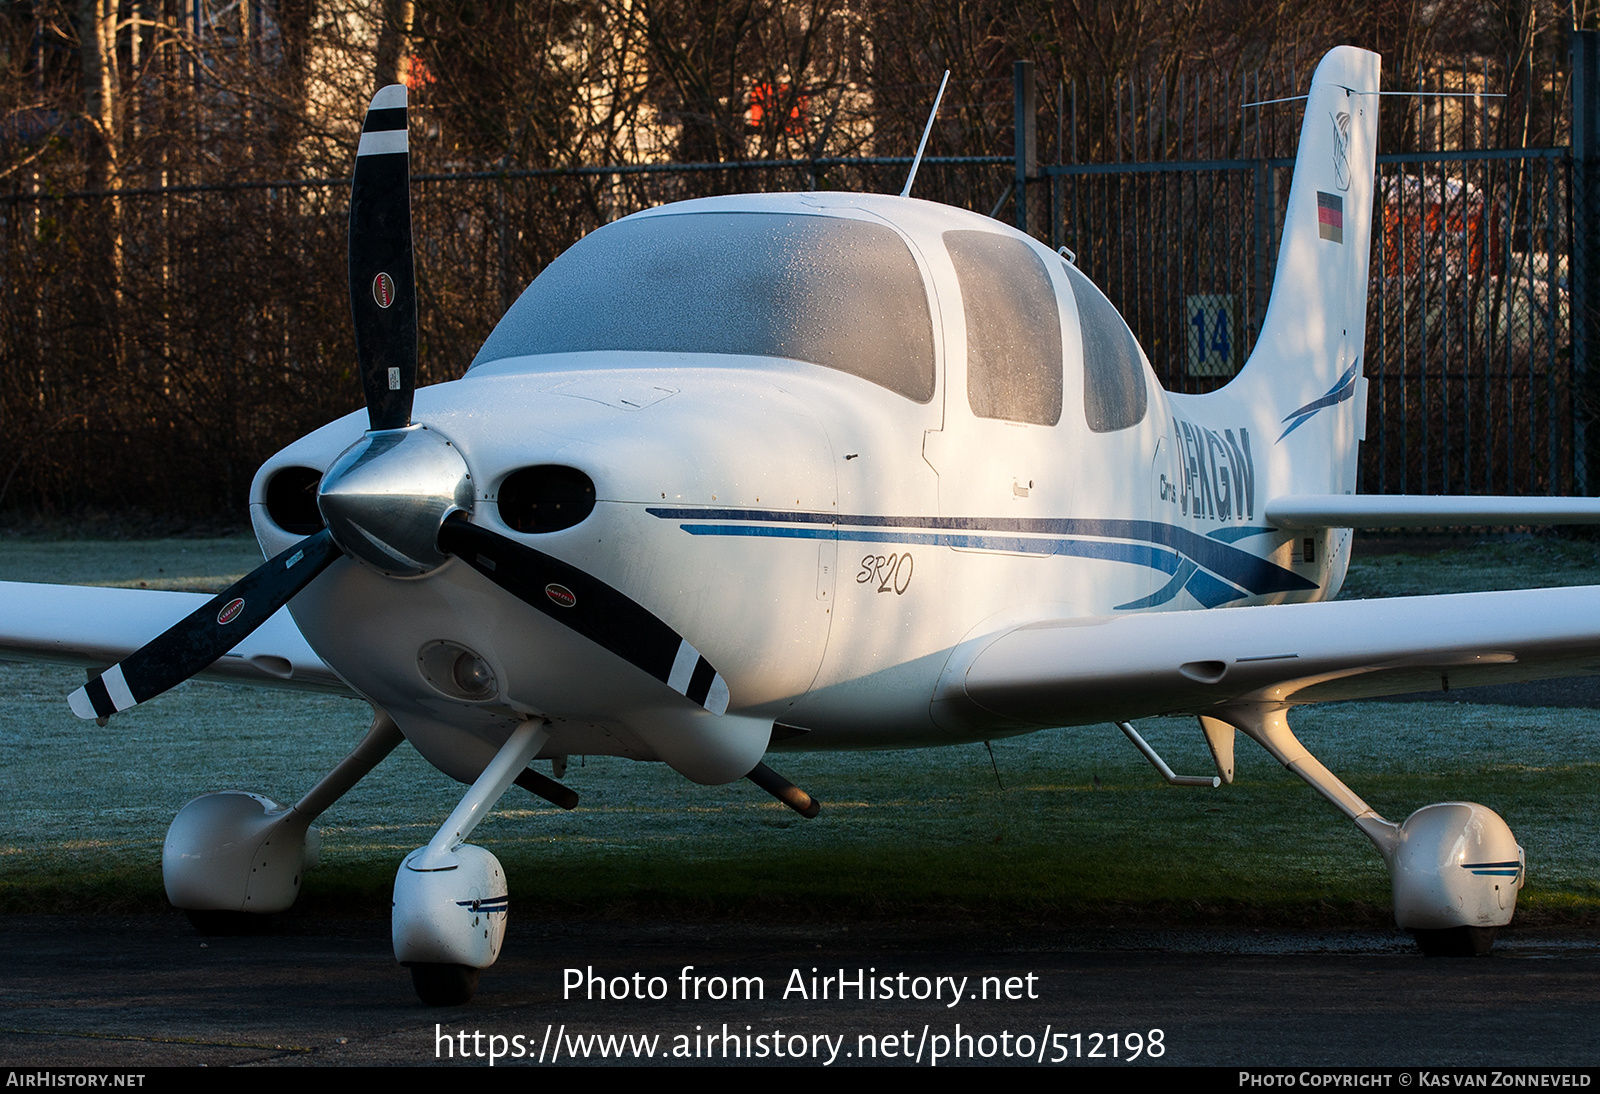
[1570,30,1599,494]
[1051,80,1065,250]
[1015,60,1036,234]
[1252,159,1268,340]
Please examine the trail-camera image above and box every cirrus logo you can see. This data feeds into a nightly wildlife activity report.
[544,584,576,608]
[217,598,246,625]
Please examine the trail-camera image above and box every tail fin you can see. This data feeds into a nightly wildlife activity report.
[1236,46,1379,488]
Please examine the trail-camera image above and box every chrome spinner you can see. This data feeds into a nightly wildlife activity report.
[318,426,473,577]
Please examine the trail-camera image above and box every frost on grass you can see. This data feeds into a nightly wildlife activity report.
[3,535,1598,911]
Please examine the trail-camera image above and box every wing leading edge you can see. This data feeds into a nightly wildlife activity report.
[946,586,1600,730]
[0,581,351,697]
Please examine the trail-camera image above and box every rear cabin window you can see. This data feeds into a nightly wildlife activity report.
[943,230,1062,426]
[1062,259,1148,433]
[471,211,937,402]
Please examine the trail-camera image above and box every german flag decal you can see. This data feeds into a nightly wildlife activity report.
[1317,191,1343,243]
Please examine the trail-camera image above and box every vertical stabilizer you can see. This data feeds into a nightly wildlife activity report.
[1237,47,1379,493]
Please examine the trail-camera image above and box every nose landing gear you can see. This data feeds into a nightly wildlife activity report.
[391,719,549,1005]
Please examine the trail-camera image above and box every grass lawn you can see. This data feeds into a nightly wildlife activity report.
[2,530,1597,926]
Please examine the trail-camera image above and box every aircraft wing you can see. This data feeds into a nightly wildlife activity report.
[0,581,353,696]
[945,586,1600,728]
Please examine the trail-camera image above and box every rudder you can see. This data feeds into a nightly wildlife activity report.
[1235,47,1379,493]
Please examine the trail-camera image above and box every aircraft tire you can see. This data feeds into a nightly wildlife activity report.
[1410,926,1497,956]
[410,962,481,1006]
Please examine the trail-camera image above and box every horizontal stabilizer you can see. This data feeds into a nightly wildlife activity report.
[1266,494,1600,529]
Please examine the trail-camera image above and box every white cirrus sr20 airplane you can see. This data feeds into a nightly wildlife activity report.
[4,45,1597,1005]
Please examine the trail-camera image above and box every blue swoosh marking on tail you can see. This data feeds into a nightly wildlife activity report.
[1278,360,1360,441]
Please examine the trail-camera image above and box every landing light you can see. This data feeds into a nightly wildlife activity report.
[419,641,498,701]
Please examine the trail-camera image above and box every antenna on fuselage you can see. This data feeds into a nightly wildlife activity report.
[899,70,951,199]
[1241,91,1505,107]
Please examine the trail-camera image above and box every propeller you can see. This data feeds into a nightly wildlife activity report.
[66,84,419,721]
[349,83,417,432]
[68,532,341,720]
[70,84,731,722]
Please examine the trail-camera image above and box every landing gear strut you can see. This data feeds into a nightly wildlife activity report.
[392,719,550,1005]
[1203,704,1524,953]
[164,710,404,922]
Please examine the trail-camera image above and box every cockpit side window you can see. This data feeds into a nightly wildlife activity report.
[1061,260,1148,433]
[943,230,1062,426]
[471,212,936,402]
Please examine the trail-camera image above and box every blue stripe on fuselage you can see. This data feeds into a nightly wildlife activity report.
[645,507,1314,603]
[681,523,1182,573]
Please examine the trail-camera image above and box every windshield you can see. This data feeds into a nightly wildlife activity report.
[471,211,937,402]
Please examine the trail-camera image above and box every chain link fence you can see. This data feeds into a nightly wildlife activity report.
[0,45,1591,516]
[1043,147,1575,497]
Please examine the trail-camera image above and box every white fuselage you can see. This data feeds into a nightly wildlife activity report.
[249,192,1353,783]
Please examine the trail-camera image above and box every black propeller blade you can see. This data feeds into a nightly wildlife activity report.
[66,86,419,722]
[349,83,416,432]
[69,85,734,724]
[438,513,730,715]
[69,531,342,720]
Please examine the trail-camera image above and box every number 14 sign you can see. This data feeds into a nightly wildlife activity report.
[1185,294,1237,378]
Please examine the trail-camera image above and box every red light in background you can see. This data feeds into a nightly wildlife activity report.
[748,82,808,135]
